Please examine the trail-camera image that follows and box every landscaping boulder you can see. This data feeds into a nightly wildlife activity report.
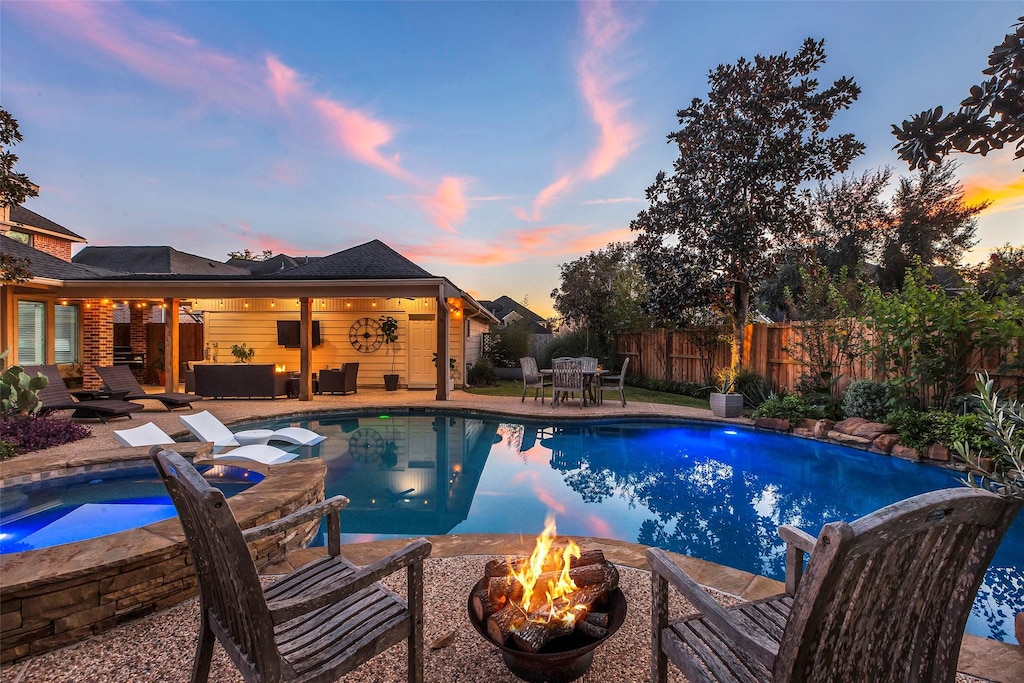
[925,444,950,462]
[891,444,920,461]
[813,419,834,439]
[1016,612,1023,648]
[795,418,818,431]
[832,417,868,435]
[851,421,896,441]
[754,417,791,432]
[827,430,873,449]
[871,433,901,455]
[792,427,815,438]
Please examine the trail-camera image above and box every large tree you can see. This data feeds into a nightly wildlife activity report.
[893,16,1024,171]
[631,39,863,366]
[877,161,987,291]
[1,107,37,209]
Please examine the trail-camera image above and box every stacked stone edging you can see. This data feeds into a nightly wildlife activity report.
[753,414,953,465]
[0,448,327,664]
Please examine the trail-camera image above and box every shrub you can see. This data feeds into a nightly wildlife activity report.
[953,374,1024,500]
[842,379,893,422]
[930,412,993,457]
[751,393,819,421]
[466,357,498,387]
[0,413,91,454]
[884,408,935,451]
[0,440,17,460]
[626,376,709,399]
[732,367,770,408]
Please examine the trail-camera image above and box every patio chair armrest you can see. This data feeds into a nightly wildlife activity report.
[243,495,349,543]
[778,525,816,594]
[268,538,432,623]
[646,548,777,669]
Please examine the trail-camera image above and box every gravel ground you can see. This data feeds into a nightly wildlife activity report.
[4,557,696,683]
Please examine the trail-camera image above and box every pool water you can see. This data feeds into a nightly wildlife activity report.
[0,464,262,553]
[250,411,1023,644]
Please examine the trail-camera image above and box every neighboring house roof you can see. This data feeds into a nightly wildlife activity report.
[479,296,549,333]
[6,205,86,242]
[1,235,119,280]
[74,246,251,276]
[267,240,435,280]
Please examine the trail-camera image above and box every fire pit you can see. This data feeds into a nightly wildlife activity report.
[466,517,627,683]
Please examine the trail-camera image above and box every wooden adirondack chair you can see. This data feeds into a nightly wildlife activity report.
[648,487,1020,683]
[151,447,431,683]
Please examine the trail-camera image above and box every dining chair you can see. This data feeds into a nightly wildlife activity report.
[597,357,629,407]
[550,359,584,408]
[519,356,546,403]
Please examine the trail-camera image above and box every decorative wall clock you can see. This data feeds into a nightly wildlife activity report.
[349,317,384,353]
[348,427,385,463]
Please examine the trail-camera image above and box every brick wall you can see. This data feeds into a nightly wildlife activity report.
[31,234,73,262]
[81,301,114,390]
[128,304,153,382]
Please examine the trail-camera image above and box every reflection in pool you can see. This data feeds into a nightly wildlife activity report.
[0,464,262,553]
[245,412,1024,644]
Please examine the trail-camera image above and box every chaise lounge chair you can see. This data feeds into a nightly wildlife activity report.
[113,422,299,465]
[25,364,143,423]
[648,487,1021,683]
[179,409,326,447]
[151,447,430,683]
[95,364,199,411]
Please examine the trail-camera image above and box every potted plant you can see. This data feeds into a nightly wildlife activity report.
[230,343,255,363]
[709,366,744,418]
[433,352,458,392]
[380,316,400,391]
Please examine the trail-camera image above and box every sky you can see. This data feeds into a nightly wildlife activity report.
[2,1,1022,319]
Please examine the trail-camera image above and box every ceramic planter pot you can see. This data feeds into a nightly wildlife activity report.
[384,374,400,391]
[710,392,744,418]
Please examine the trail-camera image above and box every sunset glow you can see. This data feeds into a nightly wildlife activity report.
[3,1,1020,317]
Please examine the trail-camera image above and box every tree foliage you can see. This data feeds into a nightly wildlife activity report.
[227,248,274,261]
[893,16,1024,171]
[962,243,1024,300]
[551,242,648,353]
[0,107,38,209]
[1,253,33,284]
[877,161,986,290]
[631,38,863,366]
[810,168,892,275]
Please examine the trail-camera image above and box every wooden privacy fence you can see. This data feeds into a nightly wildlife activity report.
[615,322,1020,397]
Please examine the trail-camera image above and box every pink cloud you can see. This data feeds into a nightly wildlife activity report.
[396,223,605,266]
[418,177,469,232]
[518,0,639,221]
[266,55,303,108]
[313,98,413,182]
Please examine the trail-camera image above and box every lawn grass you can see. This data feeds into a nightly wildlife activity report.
[463,380,711,410]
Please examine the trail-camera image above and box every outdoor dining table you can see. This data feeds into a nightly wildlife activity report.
[541,367,606,406]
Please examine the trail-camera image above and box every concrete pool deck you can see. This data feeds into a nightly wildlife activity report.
[1,388,1021,681]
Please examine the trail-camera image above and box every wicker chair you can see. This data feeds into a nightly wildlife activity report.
[317,363,359,395]
[151,447,430,682]
[648,487,1020,683]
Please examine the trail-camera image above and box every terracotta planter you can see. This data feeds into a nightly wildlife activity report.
[710,392,744,418]
[383,374,399,391]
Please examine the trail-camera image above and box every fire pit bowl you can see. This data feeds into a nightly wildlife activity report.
[466,576,627,683]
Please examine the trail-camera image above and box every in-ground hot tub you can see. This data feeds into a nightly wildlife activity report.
[0,443,329,664]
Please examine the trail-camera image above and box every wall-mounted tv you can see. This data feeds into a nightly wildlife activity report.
[276,320,322,348]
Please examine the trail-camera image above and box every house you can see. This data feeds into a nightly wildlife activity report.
[479,295,549,334]
[2,203,497,400]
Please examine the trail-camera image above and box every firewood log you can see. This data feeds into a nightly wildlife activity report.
[471,587,504,622]
[583,611,609,628]
[484,558,528,578]
[575,618,608,639]
[570,549,606,568]
[488,576,524,604]
[511,619,575,653]
[486,604,527,645]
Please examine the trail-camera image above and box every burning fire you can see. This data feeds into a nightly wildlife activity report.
[509,516,584,626]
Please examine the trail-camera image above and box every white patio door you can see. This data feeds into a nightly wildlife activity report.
[407,315,436,388]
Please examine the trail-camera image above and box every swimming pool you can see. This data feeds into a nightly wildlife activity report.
[247,411,1023,644]
[0,464,262,553]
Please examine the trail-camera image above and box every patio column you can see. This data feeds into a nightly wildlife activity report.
[0,286,14,362]
[436,285,449,401]
[299,297,312,401]
[164,297,179,391]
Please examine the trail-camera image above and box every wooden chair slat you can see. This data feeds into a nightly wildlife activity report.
[648,488,1020,683]
[151,447,429,683]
